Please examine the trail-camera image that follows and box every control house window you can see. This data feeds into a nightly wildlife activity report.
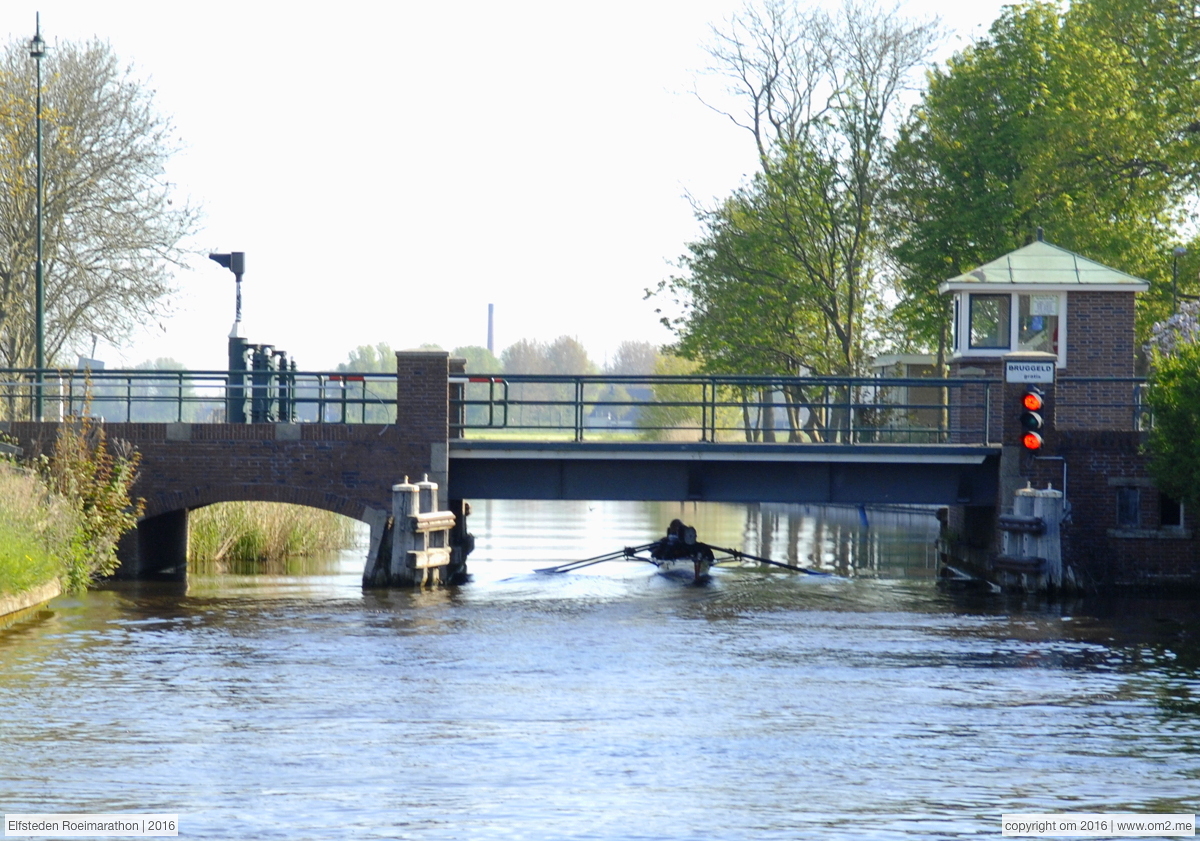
[954,291,1066,366]
[1116,487,1141,529]
[1160,494,1184,528]
[1017,294,1059,355]
[969,295,1011,349]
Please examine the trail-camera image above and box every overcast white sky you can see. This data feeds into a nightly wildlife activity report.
[0,1,1007,371]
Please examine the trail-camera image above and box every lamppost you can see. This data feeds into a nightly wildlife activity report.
[1173,245,1187,312]
[209,252,247,422]
[30,15,45,420]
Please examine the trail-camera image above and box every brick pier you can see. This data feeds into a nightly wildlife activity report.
[6,350,460,580]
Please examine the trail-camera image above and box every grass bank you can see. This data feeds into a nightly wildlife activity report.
[0,464,78,596]
[190,502,358,564]
[0,415,144,598]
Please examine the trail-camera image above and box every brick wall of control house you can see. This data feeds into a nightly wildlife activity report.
[940,240,1197,589]
[1027,432,1196,588]
[1055,291,1139,430]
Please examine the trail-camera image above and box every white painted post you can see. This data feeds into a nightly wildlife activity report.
[1031,486,1064,590]
[1012,487,1036,563]
[417,474,438,515]
[1007,484,1064,591]
[389,477,419,586]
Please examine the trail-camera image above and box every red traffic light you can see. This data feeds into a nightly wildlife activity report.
[1018,386,1046,448]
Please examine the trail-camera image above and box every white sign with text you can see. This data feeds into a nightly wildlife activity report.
[1005,361,1056,383]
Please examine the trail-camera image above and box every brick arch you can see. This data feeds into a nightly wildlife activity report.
[142,484,366,522]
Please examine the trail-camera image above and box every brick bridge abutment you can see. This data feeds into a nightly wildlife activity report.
[7,350,464,581]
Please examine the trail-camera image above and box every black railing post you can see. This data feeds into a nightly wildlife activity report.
[250,345,272,423]
[575,378,584,442]
[984,381,992,445]
[228,335,248,423]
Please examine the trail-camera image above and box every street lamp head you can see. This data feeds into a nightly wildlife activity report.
[30,15,44,60]
[209,252,246,328]
[208,251,245,275]
[1175,246,1188,257]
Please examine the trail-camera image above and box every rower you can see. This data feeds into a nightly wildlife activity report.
[650,520,715,581]
[650,519,686,561]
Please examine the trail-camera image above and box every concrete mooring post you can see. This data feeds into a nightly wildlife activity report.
[995,484,1066,593]
[363,475,458,587]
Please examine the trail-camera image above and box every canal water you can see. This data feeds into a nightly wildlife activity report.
[1,501,1198,840]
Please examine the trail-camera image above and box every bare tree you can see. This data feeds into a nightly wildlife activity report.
[0,38,198,368]
[668,1,939,376]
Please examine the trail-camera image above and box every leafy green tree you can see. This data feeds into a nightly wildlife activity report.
[639,353,702,440]
[0,39,197,368]
[499,338,547,375]
[128,357,199,422]
[605,341,659,376]
[337,342,396,373]
[500,336,599,375]
[451,345,502,428]
[499,336,597,430]
[332,343,397,422]
[1146,342,1200,505]
[656,188,834,376]
[452,345,501,374]
[887,0,1200,354]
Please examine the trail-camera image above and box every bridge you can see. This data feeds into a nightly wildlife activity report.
[0,350,1142,582]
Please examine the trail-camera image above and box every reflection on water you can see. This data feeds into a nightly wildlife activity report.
[0,501,1198,840]
[471,499,940,577]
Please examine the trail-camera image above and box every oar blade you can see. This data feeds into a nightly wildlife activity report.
[534,543,656,574]
[710,546,831,576]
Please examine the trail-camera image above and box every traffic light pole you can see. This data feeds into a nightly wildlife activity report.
[1002,351,1058,504]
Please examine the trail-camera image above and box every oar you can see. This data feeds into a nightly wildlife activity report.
[536,544,654,574]
[711,546,831,576]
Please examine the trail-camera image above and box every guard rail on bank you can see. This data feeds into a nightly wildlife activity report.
[0,370,1151,444]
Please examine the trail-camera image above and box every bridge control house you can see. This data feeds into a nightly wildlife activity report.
[939,233,1197,590]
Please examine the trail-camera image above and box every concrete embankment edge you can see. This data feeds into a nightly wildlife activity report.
[0,579,62,627]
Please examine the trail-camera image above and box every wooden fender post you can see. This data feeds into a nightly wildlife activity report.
[388,477,420,587]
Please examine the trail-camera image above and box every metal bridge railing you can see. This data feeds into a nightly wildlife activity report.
[0,369,400,424]
[0,369,1150,440]
[451,374,1003,444]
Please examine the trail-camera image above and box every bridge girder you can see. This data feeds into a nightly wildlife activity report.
[447,442,999,506]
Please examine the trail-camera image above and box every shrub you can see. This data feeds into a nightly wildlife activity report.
[1146,343,1200,506]
[37,416,144,590]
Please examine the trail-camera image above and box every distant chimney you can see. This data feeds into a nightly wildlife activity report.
[487,303,494,354]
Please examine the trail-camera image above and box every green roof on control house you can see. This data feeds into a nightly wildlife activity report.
[937,239,1150,293]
